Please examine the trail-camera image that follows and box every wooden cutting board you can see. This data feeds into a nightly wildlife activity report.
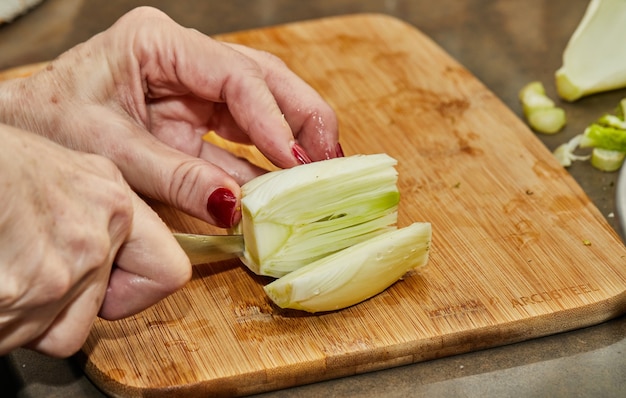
[4,13,626,397]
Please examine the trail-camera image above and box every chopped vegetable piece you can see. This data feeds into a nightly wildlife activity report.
[580,124,626,152]
[239,154,400,278]
[519,81,555,115]
[553,134,590,167]
[596,114,626,129]
[555,97,626,171]
[526,107,567,134]
[264,222,432,313]
[590,147,626,171]
[555,0,626,101]
[518,81,566,134]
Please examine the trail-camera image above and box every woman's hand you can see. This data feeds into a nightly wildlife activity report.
[0,6,340,228]
[0,124,191,357]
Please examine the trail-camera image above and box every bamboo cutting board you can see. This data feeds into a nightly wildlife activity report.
[5,14,626,397]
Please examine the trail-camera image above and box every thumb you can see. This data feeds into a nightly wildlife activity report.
[99,191,192,320]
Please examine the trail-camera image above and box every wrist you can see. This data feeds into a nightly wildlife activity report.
[0,66,61,140]
[0,78,18,126]
[0,77,33,131]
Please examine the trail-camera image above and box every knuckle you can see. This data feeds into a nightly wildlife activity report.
[168,159,207,214]
[53,342,84,358]
[258,49,287,69]
[6,266,73,308]
[38,265,75,304]
[234,53,265,80]
[108,194,134,241]
[0,276,22,309]
[84,238,115,270]
[245,49,289,79]
[39,332,88,358]
[165,265,192,293]
[117,6,168,26]
[85,154,134,238]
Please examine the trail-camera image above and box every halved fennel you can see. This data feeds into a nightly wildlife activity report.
[238,153,401,278]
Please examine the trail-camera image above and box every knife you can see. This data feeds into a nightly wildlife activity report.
[173,233,244,265]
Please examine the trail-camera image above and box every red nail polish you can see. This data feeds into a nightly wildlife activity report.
[292,143,312,164]
[335,142,345,157]
[207,188,238,228]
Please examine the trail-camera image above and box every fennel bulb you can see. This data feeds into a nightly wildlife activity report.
[238,153,400,278]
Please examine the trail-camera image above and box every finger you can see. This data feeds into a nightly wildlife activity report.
[137,100,267,184]
[173,37,301,168]
[224,42,340,161]
[127,9,336,167]
[98,192,191,320]
[86,107,242,227]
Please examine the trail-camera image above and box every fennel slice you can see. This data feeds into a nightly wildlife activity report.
[264,222,432,313]
[591,148,626,172]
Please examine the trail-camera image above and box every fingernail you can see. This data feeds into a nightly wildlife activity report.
[335,142,345,157]
[206,188,238,228]
[292,143,312,164]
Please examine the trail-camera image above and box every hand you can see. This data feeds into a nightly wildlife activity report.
[0,124,191,357]
[0,6,340,228]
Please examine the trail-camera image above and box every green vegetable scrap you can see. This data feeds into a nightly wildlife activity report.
[553,134,590,167]
[556,0,626,101]
[590,148,625,172]
[580,124,626,153]
[518,81,566,134]
[553,98,626,171]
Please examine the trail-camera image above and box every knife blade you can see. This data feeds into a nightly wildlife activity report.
[173,233,244,265]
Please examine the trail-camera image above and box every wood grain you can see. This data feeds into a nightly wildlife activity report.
[4,14,626,397]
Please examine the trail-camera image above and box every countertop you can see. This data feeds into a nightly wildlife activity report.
[1,1,625,397]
